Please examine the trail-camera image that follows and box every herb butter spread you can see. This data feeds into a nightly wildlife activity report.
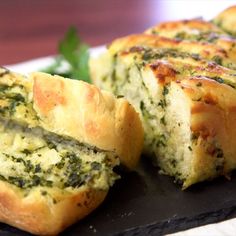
[90,31,236,188]
[0,68,119,191]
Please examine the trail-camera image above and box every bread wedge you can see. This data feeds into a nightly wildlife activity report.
[90,34,236,188]
[0,67,143,235]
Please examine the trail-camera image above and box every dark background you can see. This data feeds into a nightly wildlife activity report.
[0,0,234,65]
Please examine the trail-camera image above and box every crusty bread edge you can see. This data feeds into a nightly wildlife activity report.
[0,69,144,234]
[0,181,107,235]
[31,72,143,169]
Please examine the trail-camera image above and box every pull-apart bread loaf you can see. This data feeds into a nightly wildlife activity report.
[0,67,143,235]
[90,6,236,189]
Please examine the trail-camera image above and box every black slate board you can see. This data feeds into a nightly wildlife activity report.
[1,156,236,236]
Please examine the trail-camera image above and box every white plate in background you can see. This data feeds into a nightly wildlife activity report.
[5,45,106,74]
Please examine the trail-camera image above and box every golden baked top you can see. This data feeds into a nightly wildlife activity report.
[108,34,236,69]
[145,19,224,39]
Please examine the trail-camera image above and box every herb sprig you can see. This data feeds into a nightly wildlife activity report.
[43,27,90,83]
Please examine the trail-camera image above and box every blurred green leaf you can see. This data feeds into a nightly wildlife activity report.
[43,26,91,83]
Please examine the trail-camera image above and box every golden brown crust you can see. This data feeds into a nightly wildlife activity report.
[108,34,232,66]
[146,60,236,187]
[91,31,236,187]
[178,77,236,187]
[145,19,223,35]
[0,69,143,234]
[142,56,236,89]
[90,5,236,189]
[145,18,236,66]
[0,181,107,235]
[31,72,143,169]
[145,59,236,187]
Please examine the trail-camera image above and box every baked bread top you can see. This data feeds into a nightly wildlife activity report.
[110,44,236,88]
[145,18,236,67]
[108,34,236,69]
[145,19,224,38]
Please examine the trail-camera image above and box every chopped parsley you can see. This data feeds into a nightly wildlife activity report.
[162,85,169,95]
[212,76,224,84]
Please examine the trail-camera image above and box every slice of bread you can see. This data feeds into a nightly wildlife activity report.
[0,67,143,235]
[90,33,236,188]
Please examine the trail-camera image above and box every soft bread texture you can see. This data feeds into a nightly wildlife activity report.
[90,47,236,188]
[90,8,236,188]
[0,68,143,235]
[31,72,143,170]
[0,69,143,170]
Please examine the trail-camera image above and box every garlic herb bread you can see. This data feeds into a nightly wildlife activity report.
[0,67,143,235]
[90,5,236,189]
[145,19,236,66]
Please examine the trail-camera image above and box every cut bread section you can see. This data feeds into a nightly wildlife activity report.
[0,68,143,170]
[0,181,107,236]
[0,119,111,235]
[0,67,143,235]
[163,76,236,188]
[90,36,236,188]
[31,72,143,170]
